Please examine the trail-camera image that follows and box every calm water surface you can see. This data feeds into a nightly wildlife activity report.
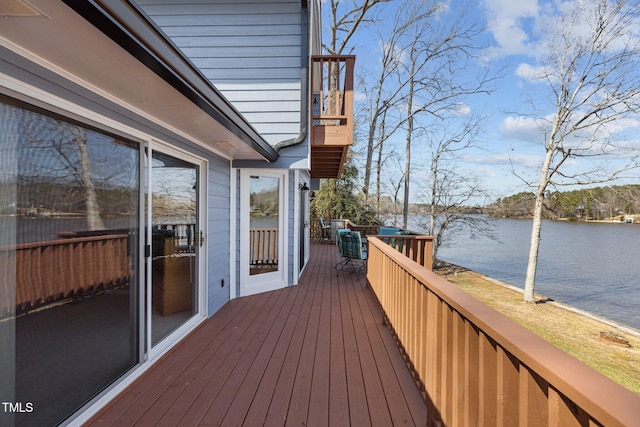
[423,217,639,330]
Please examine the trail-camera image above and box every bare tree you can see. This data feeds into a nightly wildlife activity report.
[416,117,493,264]
[324,0,390,55]
[388,0,494,229]
[24,118,106,230]
[352,2,412,204]
[521,0,640,303]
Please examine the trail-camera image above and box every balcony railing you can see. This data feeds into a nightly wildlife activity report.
[249,227,278,268]
[310,55,355,178]
[0,233,131,316]
[341,219,434,270]
[367,236,640,426]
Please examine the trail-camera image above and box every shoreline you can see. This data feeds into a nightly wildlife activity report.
[486,214,638,224]
[433,259,640,395]
[433,259,640,338]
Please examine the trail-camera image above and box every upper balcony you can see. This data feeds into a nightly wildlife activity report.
[310,55,355,179]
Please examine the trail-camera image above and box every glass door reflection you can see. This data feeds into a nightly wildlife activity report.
[249,175,279,276]
[151,152,198,346]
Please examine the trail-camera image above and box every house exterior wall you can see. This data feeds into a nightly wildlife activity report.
[207,155,232,315]
[138,0,318,295]
[1,0,319,423]
[138,0,306,147]
[287,170,296,285]
[1,51,234,319]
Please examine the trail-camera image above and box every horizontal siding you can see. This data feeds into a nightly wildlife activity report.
[207,155,231,316]
[161,24,301,37]
[140,2,297,15]
[139,0,304,147]
[200,67,300,81]
[179,47,300,61]
[172,35,301,48]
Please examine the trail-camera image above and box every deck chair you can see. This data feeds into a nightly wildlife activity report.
[318,217,331,243]
[336,230,367,279]
[379,226,399,241]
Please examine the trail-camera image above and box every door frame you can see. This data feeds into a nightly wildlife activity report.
[146,141,208,359]
[294,170,310,282]
[239,168,288,296]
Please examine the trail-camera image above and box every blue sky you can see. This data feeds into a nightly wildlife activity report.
[332,0,640,202]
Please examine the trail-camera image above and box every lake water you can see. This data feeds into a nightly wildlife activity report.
[408,216,639,330]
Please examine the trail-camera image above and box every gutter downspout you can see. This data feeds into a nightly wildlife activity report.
[273,1,310,153]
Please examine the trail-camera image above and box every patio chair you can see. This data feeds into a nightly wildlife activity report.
[378,226,399,243]
[318,217,331,243]
[336,230,367,279]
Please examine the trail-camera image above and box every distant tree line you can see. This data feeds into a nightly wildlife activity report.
[485,185,640,221]
[8,180,137,217]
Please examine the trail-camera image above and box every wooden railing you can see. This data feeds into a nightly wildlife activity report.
[311,55,355,128]
[310,55,355,178]
[340,220,434,270]
[249,228,278,267]
[366,236,640,427]
[370,234,433,270]
[0,234,131,316]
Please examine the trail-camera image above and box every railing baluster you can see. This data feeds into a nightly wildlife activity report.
[1,234,130,316]
[365,236,640,426]
[249,228,278,268]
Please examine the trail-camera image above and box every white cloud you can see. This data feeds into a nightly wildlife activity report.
[453,102,471,116]
[499,115,550,144]
[482,0,539,58]
[462,153,541,168]
[515,62,553,82]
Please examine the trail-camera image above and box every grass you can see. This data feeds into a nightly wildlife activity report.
[433,261,640,396]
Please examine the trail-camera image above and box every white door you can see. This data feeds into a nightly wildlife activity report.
[240,169,287,296]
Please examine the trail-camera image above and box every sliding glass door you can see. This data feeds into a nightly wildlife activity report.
[149,150,201,348]
[0,96,140,427]
[0,95,207,426]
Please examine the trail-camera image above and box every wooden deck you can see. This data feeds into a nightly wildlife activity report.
[88,242,427,426]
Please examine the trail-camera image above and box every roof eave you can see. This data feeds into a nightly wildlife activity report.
[61,0,279,163]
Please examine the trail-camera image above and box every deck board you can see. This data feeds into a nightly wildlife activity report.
[88,242,427,426]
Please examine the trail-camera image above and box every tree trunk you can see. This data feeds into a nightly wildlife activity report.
[429,154,439,236]
[523,149,554,303]
[402,120,412,229]
[362,121,377,204]
[375,117,387,215]
[77,131,105,231]
[402,78,415,230]
[375,141,382,214]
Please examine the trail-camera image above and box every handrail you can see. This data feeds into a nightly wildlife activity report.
[369,234,433,270]
[340,219,433,269]
[366,236,640,426]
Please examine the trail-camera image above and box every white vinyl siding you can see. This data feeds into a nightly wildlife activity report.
[139,0,304,147]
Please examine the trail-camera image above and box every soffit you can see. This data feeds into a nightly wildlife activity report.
[0,0,274,161]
